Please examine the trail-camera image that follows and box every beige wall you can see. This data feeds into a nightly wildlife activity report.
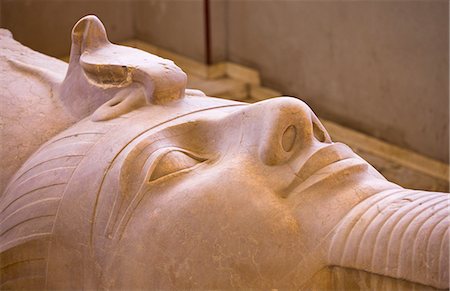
[227,1,449,163]
[0,0,134,58]
[132,0,206,63]
[0,0,208,62]
[1,0,448,162]
[131,0,225,63]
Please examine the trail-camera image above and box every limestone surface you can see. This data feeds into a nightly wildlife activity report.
[0,29,73,193]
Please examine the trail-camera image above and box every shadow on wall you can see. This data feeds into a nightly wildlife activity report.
[1,0,448,163]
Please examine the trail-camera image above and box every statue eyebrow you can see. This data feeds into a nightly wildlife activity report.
[132,127,205,161]
[120,103,248,160]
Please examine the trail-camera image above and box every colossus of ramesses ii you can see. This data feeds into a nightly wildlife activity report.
[0,16,448,290]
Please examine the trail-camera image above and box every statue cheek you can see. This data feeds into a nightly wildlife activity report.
[103,163,306,288]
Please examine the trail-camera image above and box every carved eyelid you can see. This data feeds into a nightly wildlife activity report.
[142,147,207,183]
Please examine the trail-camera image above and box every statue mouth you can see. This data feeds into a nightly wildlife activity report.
[296,143,356,180]
[285,143,367,195]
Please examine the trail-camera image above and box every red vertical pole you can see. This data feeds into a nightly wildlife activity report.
[204,0,212,65]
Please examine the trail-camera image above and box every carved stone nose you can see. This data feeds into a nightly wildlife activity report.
[256,97,331,166]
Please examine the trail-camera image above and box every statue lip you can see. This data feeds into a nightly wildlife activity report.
[284,142,364,196]
[296,143,356,181]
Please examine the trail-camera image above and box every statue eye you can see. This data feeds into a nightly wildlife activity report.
[149,150,205,182]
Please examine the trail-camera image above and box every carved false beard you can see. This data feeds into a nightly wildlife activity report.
[328,187,449,290]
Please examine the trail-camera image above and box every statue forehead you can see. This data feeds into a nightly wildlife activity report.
[95,95,244,129]
[49,96,245,155]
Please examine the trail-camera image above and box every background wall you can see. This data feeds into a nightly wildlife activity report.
[226,0,449,163]
[131,0,226,63]
[1,0,448,163]
[132,0,206,63]
[0,0,210,62]
[0,0,134,58]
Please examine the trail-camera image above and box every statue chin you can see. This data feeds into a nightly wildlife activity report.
[0,15,448,290]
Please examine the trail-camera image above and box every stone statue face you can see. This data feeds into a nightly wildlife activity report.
[1,15,447,291]
[47,95,387,288]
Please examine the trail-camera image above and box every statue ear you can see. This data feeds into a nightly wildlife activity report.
[70,15,109,59]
